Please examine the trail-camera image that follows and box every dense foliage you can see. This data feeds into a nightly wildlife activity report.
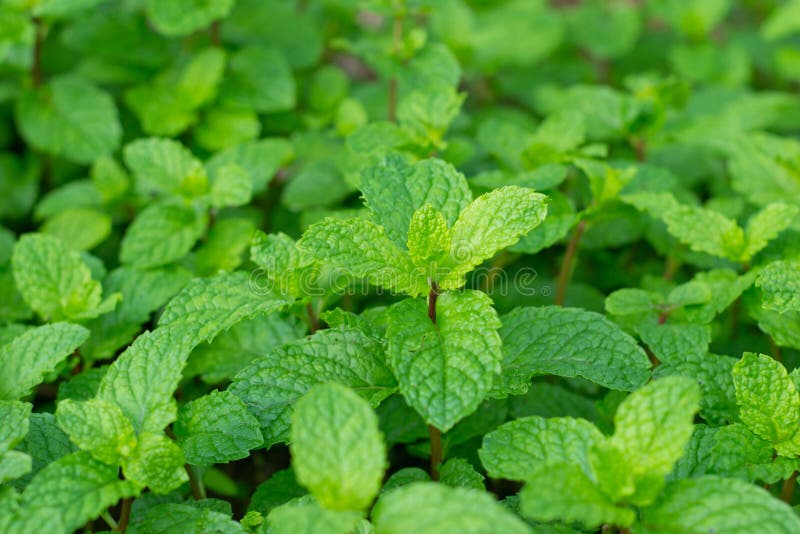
[2,0,800,532]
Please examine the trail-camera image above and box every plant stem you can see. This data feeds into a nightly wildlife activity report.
[101,511,119,530]
[306,301,319,334]
[117,497,132,533]
[428,424,442,481]
[387,12,403,122]
[781,471,797,503]
[555,219,586,306]
[186,465,206,500]
[32,17,44,87]
[662,256,678,281]
[210,20,221,46]
[426,280,442,480]
[769,336,783,363]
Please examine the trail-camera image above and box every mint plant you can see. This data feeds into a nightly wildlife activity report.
[3,1,800,533]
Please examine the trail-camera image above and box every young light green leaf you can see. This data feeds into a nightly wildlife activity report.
[661,204,744,262]
[96,326,195,434]
[298,217,426,296]
[439,458,485,490]
[120,203,207,269]
[520,462,635,530]
[386,290,502,432]
[12,234,117,321]
[0,451,31,484]
[373,482,531,534]
[479,416,604,481]
[41,208,112,252]
[360,157,471,248]
[135,502,244,534]
[407,204,451,268]
[756,260,800,313]
[229,327,397,446]
[121,432,188,494]
[221,46,295,113]
[174,390,263,466]
[266,500,361,534]
[290,383,387,511]
[732,352,800,455]
[0,323,89,400]
[55,398,137,465]
[147,0,234,36]
[497,306,651,396]
[22,451,137,532]
[159,271,292,344]
[15,75,120,164]
[206,138,293,193]
[442,186,548,288]
[209,163,252,208]
[639,476,800,533]
[603,376,700,503]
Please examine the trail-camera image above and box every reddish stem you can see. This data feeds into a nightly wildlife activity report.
[555,220,586,306]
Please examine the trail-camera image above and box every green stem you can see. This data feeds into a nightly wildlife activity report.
[555,219,586,306]
[210,20,221,46]
[781,471,797,503]
[428,424,443,481]
[186,465,206,500]
[101,510,119,530]
[306,301,319,334]
[32,17,44,87]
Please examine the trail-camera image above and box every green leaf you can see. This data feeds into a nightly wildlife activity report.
[396,86,465,149]
[265,500,360,534]
[22,451,137,532]
[221,46,295,113]
[519,462,635,530]
[159,271,292,344]
[497,306,651,396]
[206,138,293,194]
[360,157,471,249]
[756,260,800,313]
[290,383,386,511]
[441,187,548,288]
[209,163,253,208]
[0,323,89,400]
[12,234,117,321]
[0,451,31,484]
[14,75,120,164]
[55,398,137,465]
[709,423,799,483]
[135,502,244,534]
[15,413,75,486]
[229,327,396,446]
[386,290,502,432]
[638,324,710,363]
[661,204,745,262]
[407,204,451,268]
[120,203,207,269]
[439,458,485,490]
[121,432,188,494]
[732,352,800,455]
[147,0,234,36]
[602,376,700,504]
[96,326,195,434]
[123,137,207,198]
[249,468,307,515]
[742,202,799,260]
[479,416,604,481]
[174,390,263,466]
[373,482,532,534]
[0,400,31,452]
[298,217,426,296]
[176,47,227,109]
[41,208,112,252]
[639,476,800,533]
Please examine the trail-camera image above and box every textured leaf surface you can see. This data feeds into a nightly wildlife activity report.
[229,327,396,446]
[206,138,293,193]
[290,383,386,511]
[15,75,120,164]
[12,234,115,321]
[639,476,800,533]
[439,458,485,490]
[123,137,206,197]
[159,271,292,343]
[360,157,471,248]
[520,462,635,529]
[373,482,532,534]
[121,432,188,494]
[732,352,800,454]
[661,205,744,261]
[96,326,195,434]
[387,290,502,431]
[147,0,234,36]
[120,203,207,268]
[407,204,451,267]
[498,306,651,395]
[442,186,548,287]
[0,401,31,452]
[174,390,263,465]
[266,500,360,534]
[221,46,295,113]
[479,416,603,481]
[298,217,426,296]
[55,398,136,465]
[22,451,137,532]
[742,202,799,260]
[0,323,89,400]
[756,261,800,313]
[135,502,244,534]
